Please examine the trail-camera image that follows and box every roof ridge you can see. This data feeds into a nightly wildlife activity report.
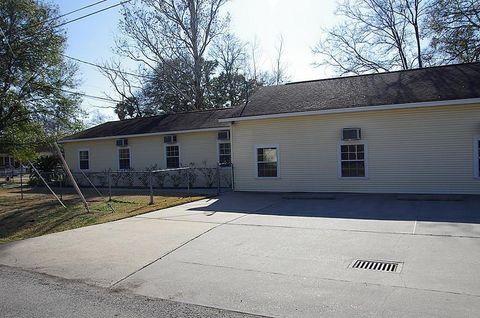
[284,62,480,86]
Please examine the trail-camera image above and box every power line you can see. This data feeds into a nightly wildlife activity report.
[30,83,120,106]
[28,0,111,31]
[62,53,154,79]
[53,0,131,29]
[54,87,121,105]
[2,1,133,110]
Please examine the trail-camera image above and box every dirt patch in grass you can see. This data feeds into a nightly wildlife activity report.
[0,186,206,243]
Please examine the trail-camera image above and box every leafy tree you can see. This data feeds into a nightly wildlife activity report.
[429,0,480,63]
[142,57,218,114]
[0,0,83,161]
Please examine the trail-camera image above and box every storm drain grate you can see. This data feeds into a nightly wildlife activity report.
[350,260,402,273]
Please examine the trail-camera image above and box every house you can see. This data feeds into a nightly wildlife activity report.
[60,108,234,187]
[61,62,480,194]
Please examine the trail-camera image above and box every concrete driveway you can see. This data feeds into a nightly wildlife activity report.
[1,192,480,317]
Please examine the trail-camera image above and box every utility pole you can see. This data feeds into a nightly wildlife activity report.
[54,142,90,212]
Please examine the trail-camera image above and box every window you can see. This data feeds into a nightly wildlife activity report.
[166,145,180,168]
[118,148,130,170]
[340,144,366,178]
[218,142,231,166]
[79,150,89,170]
[256,146,278,178]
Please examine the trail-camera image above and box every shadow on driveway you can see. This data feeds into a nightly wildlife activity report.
[187,192,480,224]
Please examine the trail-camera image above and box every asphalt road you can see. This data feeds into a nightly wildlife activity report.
[0,265,265,318]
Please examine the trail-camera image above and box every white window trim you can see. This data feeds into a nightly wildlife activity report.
[164,143,181,169]
[254,144,280,179]
[337,141,369,179]
[474,136,480,179]
[217,141,232,166]
[78,149,90,171]
[117,147,131,171]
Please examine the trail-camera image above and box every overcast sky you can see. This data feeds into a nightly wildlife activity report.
[55,0,339,121]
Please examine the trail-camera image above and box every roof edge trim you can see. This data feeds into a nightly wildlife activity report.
[219,98,480,123]
[59,127,229,144]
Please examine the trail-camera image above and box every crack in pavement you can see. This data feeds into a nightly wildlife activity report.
[108,199,283,289]
[108,214,247,289]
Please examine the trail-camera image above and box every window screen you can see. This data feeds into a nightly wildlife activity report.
[219,143,231,165]
[340,144,365,177]
[166,145,180,168]
[79,151,89,170]
[257,147,278,177]
[118,148,130,170]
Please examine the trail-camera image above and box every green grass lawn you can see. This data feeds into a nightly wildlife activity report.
[0,185,206,243]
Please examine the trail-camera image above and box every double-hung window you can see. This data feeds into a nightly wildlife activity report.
[256,146,278,178]
[340,144,366,178]
[79,150,89,170]
[218,142,231,166]
[118,148,130,170]
[166,145,180,168]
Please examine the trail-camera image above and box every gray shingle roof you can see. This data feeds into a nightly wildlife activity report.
[226,62,480,119]
[62,108,232,141]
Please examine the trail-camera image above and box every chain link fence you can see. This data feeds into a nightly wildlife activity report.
[21,164,233,208]
[69,165,232,191]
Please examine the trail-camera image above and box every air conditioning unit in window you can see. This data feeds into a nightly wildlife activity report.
[342,128,361,141]
[217,130,230,140]
[116,138,128,147]
[164,134,177,144]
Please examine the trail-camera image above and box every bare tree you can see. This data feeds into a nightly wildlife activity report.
[115,0,229,111]
[428,0,480,63]
[99,60,144,119]
[271,35,290,84]
[210,33,248,106]
[249,36,260,83]
[313,0,429,75]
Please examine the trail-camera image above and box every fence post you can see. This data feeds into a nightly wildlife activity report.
[216,164,221,195]
[149,171,154,205]
[20,160,23,200]
[187,167,191,193]
[108,170,112,202]
[59,172,63,201]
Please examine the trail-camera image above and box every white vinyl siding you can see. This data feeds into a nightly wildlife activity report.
[232,104,480,194]
[64,130,225,172]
